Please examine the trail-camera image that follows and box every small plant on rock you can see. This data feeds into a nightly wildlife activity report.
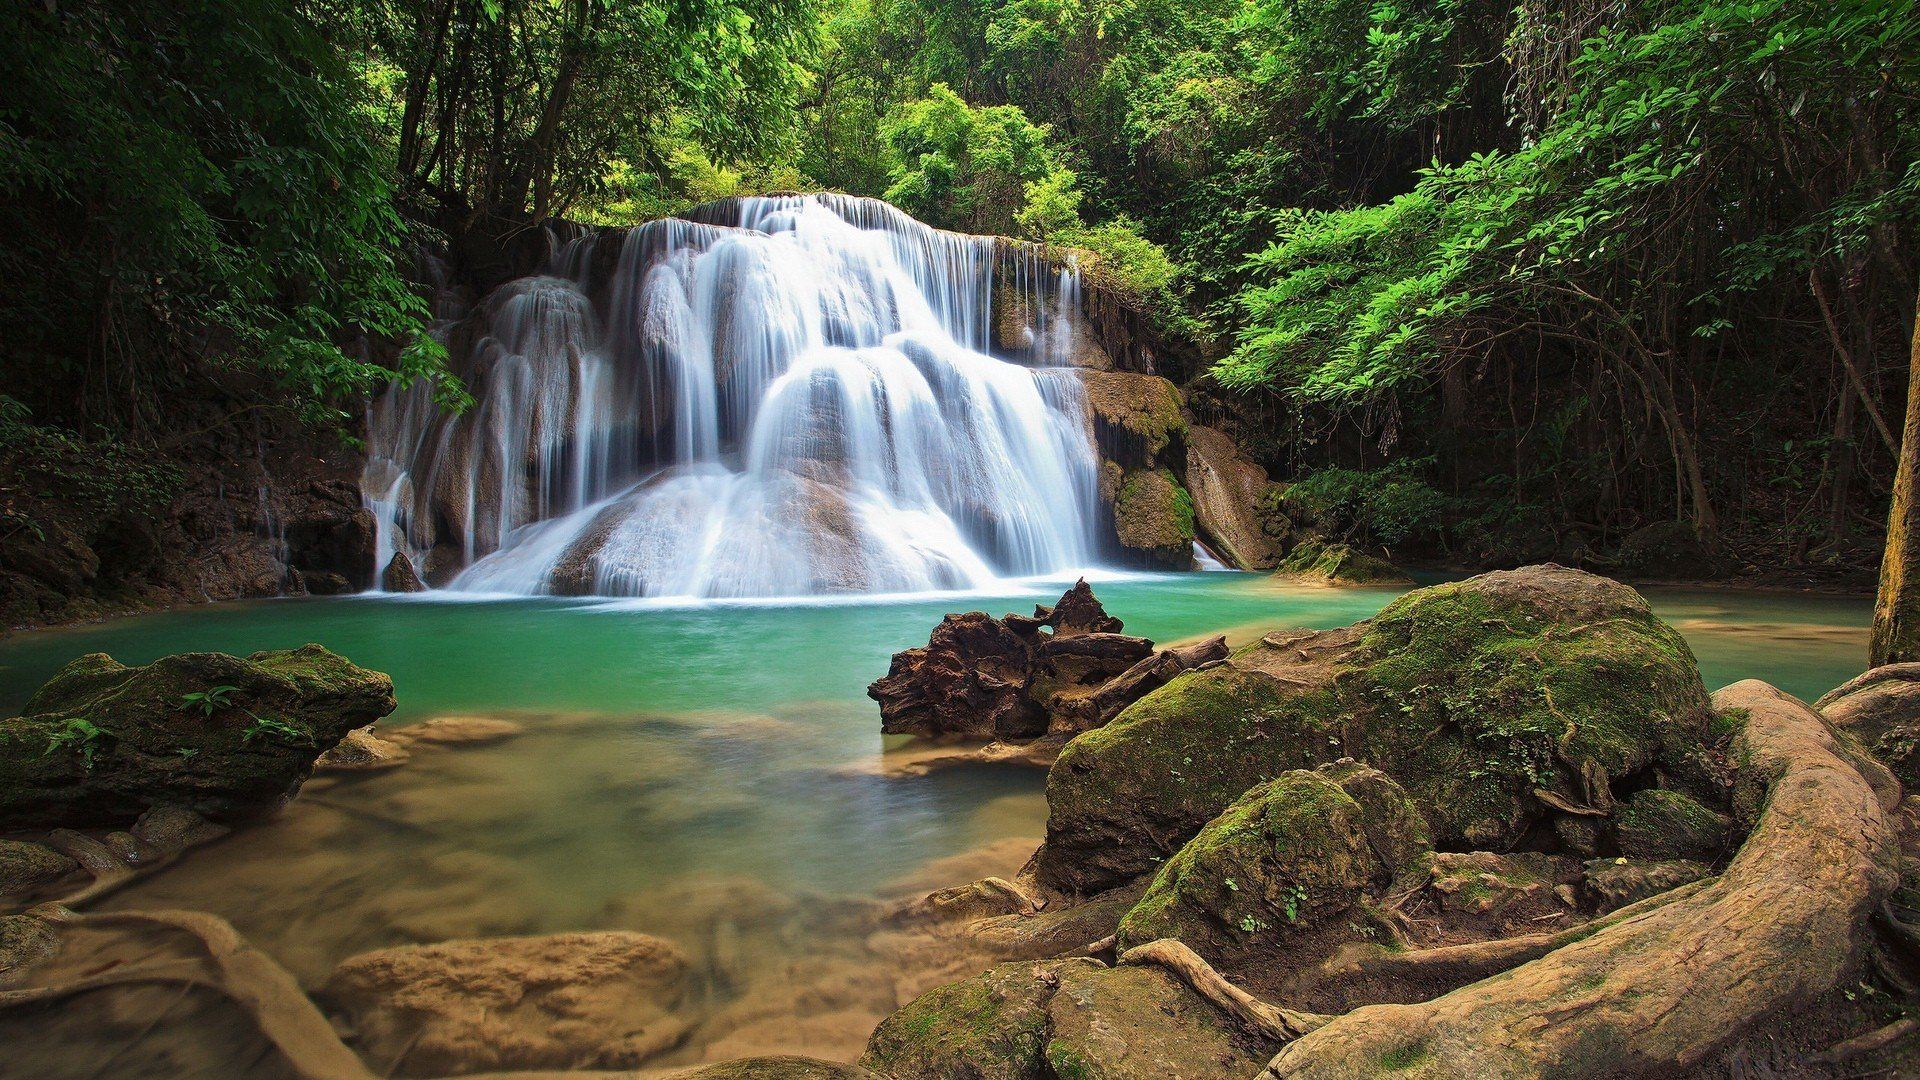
[180,685,239,716]
[43,717,108,771]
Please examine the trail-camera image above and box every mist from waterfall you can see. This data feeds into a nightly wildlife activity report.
[362,194,1107,599]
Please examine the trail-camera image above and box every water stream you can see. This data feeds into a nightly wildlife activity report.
[363,195,1104,599]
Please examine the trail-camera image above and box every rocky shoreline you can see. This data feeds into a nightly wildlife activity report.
[2,567,1916,1077]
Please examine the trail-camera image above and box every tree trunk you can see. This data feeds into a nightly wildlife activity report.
[1872,289,1920,665]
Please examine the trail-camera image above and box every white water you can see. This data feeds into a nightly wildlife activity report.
[363,194,1107,599]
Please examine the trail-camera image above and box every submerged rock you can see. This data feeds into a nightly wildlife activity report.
[1115,761,1429,962]
[322,931,690,1075]
[1184,424,1284,570]
[1271,538,1409,585]
[0,644,394,828]
[1038,566,1718,894]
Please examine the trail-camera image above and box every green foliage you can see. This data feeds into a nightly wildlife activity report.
[242,715,313,746]
[0,399,184,530]
[0,0,459,434]
[179,686,240,718]
[881,83,1069,235]
[43,718,109,772]
[1283,460,1454,547]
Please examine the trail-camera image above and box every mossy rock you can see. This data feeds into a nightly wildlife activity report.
[1115,761,1429,959]
[861,959,1089,1079]
[1273,539,1410,585]
[1111,468,1195,569]
[1614,789,1729,861]
[1350,566,1713,848]
[862,957,1274,1080]
[1075,372,1186,469]
[1038,641,1357,893]
[0,644,394,828]
[1037,566,1716,893]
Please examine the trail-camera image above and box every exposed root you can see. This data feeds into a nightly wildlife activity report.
[978,876,1045,916]
[1812,1015,1920,1065]
[1119,938,1331,1043]
[1262,681,1901,1078]
[1324,879,1710,992]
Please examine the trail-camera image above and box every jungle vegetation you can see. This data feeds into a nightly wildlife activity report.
[2,0,1917,579]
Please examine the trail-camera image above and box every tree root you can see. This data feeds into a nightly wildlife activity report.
[1323,878,1711,993]
[1261,681,1902,1078]
[1812,1015,1920,1065]
[1119,938,1331,1043]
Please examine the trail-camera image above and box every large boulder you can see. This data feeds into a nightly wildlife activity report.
[322,931,690,1075]
[1115,761,1429,962]
[1818,663,1920,786]
[1184,425,1284,570]
[1110,468,1195,569]
[1038,566,1717,894]
[0,644,394,828]
[861,957,1275,1080]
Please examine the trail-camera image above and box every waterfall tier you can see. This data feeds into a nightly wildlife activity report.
[363,194,1113,599]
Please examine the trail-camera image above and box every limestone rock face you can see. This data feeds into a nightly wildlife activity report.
[1184,425,1283,570]
[1075,372,1185,470]
[1111,468,1195,569]
[382,551,426,592]
[0,644,395,828]
[862,957,1276,1080]
[1115,761,1429,961]
[322,931,690,1075]
[1038,566,1718,894]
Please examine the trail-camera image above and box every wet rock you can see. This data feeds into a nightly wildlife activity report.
[1818,663,1920,787]
[322,931,691,1075]
[1581,857,1712,912]
[385,715,524,748]
[1075,372,1185,470]
[382,551,426,592]
[1111,468,1194,569]
[1038,566,1717,894]
[316,726,413,772]
[1615,789,1730,861]
[0,839,78,897]
[1271,538,1409,585]
[1184,425,1283,570]
[0,913,59,977]
[1114,762,1428,962]
[0,644,395,828]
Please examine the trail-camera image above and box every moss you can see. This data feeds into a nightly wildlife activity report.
[860,961,1075,1080]
[1113,468,1195,558]
[1379,1040,1434,1071]
[1615,789,1729,860]
[1115,762,1428,959]
[1350,568,1713,847]
[1039,664,1350,892]
[1273,539,1409,585]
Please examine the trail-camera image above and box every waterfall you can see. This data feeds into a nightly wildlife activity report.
[364,194,1106,599]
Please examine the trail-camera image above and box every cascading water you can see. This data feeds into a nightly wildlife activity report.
[363,194,1109,599]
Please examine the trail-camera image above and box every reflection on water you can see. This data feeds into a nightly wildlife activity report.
[0,573,1873,1072]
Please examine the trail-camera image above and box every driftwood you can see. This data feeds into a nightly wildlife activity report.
[1258,680,1901,1078]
